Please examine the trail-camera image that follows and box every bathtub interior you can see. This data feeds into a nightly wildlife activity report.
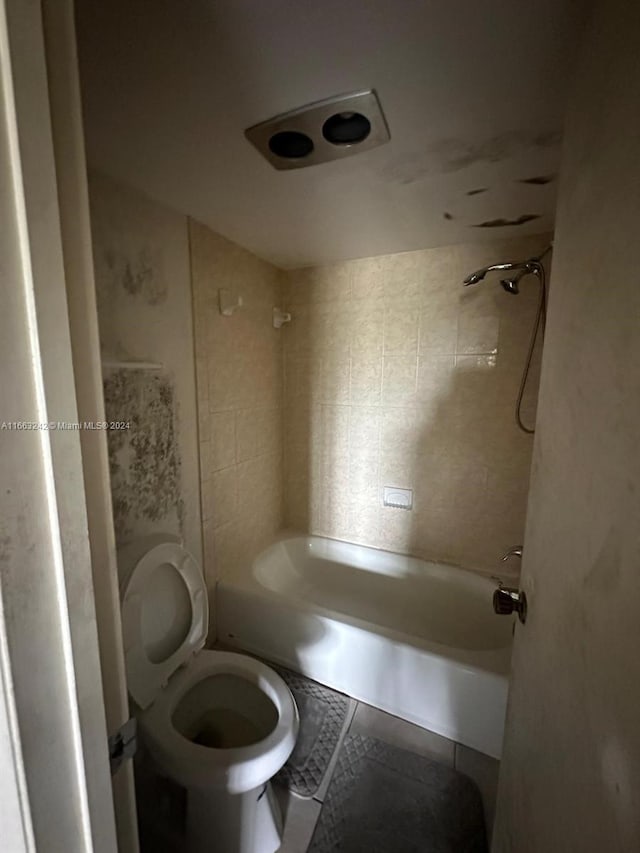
[252,536,513,653]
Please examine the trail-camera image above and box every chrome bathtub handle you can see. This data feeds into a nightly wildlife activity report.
[494,546,526,623]
[493,586,527,624]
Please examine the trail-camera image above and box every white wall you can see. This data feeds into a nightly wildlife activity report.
[44,4,139,845]
[88,172,202,566]
[493,1,640,849]
[0,1,116,846]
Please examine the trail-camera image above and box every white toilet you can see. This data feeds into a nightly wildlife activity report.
[119,536,299,853]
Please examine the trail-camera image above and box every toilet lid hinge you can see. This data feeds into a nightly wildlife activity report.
[108,718,137,776]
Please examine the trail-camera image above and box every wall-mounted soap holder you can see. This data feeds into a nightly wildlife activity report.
[273,307,292,329]
[101,359,164,371]
[383,487,413,510]
[101,349,164,371]
[219,288,243,316]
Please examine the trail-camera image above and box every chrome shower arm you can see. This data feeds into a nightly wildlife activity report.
[463,261,536,287]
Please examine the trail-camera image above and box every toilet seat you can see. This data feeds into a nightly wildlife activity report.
[119,537,299,808]
[121,541,208,709]
[139,650,299,793]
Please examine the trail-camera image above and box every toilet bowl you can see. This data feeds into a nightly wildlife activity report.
[119,536,299,853]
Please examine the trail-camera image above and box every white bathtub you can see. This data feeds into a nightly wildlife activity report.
[216,535,513,758]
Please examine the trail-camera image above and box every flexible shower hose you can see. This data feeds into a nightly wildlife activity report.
[515,262,547,434]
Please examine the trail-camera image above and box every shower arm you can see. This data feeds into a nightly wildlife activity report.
[463,259,539,287]
[463,245,551,290]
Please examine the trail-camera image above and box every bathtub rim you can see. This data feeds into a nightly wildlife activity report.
[218,531,513,679]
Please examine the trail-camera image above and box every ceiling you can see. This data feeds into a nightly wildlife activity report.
[75,0,585,268]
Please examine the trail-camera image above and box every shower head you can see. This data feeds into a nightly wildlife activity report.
[500,266,533,295]
[500,275,522,294]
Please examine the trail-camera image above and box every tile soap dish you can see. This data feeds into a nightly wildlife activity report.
[383,487,413,510]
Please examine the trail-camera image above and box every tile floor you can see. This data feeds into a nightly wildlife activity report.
[275,700,499,852]
[136,658,499,852]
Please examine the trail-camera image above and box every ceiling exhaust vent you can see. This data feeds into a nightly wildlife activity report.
[245,90,390,170]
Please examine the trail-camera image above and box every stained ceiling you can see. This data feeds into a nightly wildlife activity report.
[75,0,585,268]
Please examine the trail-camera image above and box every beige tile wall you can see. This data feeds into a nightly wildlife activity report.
[190,220,285,588]
[283,233,551,575]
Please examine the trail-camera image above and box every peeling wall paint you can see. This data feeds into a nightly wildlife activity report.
[103,369,184,543]
[518,174,555,186]
[473,213,540,228]
[382,129,562,186]
[104,245,167,305]
[89,171,202,566]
